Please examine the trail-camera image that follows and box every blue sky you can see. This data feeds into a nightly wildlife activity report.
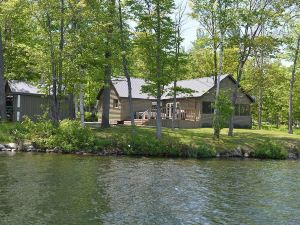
[175,0,198,50]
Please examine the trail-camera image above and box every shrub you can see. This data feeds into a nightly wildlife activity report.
[53,120,96,152]
[254,141,288,159]
[12,118,97,152]
[122,135,216,158]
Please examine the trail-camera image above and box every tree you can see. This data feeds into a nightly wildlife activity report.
[0,29,5,121]
[117,0,134,126]
[101,0,116,128]
[227,0,282,136]
[0,0,37,121]
[129,0,175,139]
[288,32,300,134]
[171,1,186,130]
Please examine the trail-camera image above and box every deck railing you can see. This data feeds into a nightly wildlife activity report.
[135,107,197,121]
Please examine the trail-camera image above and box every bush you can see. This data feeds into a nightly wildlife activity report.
[12,118,97,152]
[53,120,96,152]
[121,135,216,158]
[254,141,288,159]
[11,118,216,158]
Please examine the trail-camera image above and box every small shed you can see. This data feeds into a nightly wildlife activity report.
[5,81,69,122]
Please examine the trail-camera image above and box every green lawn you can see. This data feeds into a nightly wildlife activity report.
[0,122,16,143]
[1,122,300,153]
[94,126,300,153]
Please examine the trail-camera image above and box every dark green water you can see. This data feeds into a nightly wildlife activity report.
[0,152,300,225]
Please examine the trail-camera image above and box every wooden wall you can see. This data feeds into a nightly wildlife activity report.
[98,87,121,124]
[12,94,70,122]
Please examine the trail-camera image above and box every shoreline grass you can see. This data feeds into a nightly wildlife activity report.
[1,122,300,159]
[93,126,300,154]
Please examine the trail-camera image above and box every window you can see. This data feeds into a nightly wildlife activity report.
[151,101,162,110]
[235,104,250,116]
[202,102,214,114]
[240,104,250,116]
[113,99,119,108]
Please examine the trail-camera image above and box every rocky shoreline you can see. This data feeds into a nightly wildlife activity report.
[1,142,299,160]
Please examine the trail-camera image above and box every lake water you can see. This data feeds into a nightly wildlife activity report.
[0,152,300,225]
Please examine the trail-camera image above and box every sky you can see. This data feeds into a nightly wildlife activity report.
[175,0,198,50]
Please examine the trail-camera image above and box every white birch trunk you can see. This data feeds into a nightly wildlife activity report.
[79,84,85,127]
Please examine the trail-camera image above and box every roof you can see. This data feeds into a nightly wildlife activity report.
[112,78,154,99]
[111,75,228,100]
[163,75,228,99]
[7,80,42,95]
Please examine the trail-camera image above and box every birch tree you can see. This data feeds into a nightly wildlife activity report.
[288,32,300,134]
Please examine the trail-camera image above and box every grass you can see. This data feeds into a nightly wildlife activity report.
[1,122,300,157]
[0,122,16,143]
[93,126,300,153]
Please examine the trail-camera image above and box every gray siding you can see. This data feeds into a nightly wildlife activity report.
[98,87,122,123]
[199,77,252,128]
[12,94,69,122]
[120,98,153,120]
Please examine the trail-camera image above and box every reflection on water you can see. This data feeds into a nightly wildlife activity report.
[0,152,299,225]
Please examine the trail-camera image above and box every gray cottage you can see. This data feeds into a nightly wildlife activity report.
[97,74,254,129]
[5,81,69,122]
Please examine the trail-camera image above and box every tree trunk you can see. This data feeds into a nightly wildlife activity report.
[101,0,115,128]
[47,13,59,124]
[155,0,162,139]
[212,11,218,86]
[228,60,245,136]
[79,83,85,127]
[0,29,7,121]
[172,80,177,130]
[118,0,134,126]
[58,0,65,120]
[288,33,300,134]
[258,87,263,129]
[74,93,78,119]
[68,93,75,119]
[213,29,224,139]
[172,24,180,130]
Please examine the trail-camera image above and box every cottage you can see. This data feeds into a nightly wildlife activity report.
[5,80,69,122]
[97,75,254,128]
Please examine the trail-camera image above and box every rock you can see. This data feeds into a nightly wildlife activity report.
[46,149,55,153]
[26,145,35,152]
[232,148,243,157]
[83,153,94,156]
[244,152,249,158]
[216,153,220,158]
[288,152,298,160]
[5,143,17,149]
[0,144,5,150]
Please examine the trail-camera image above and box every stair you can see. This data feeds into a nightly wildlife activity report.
[123,119,147,126]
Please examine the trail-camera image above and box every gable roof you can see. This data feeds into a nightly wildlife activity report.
[112,78,153,99]
[7,80,42,95]
[111,75,228,100]
[99,74,254,102]
[163,75,228,99]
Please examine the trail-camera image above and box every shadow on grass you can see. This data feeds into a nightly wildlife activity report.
[93,126,300,152]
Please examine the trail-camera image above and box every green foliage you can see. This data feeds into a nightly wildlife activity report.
[53,120,96,152]
[213,91,234,137]
[113,135,216,158]
[12,118,97,152]
[0,122,16,143]
[254,141,288,159]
